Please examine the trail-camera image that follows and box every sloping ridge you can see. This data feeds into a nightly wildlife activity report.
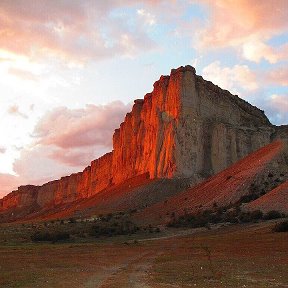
[246,181,288,214]
[133,140,287,225]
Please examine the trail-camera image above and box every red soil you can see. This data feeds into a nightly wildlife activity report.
[246,180,288,213]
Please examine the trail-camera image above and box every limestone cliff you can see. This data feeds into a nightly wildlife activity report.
[0,65,286,213]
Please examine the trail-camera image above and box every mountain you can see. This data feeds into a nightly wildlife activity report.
[0,65,287,222]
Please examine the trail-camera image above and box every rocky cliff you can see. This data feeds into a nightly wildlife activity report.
[0,65,286,213]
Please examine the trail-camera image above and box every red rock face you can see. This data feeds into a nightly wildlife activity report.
[0,185,39,210]
[0,65,286,214]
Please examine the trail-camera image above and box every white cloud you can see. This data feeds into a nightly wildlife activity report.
[202,61,258,95]
[242,39,288,63]
[137,9,156,26]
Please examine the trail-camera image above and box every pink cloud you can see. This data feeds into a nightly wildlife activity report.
[0,173,22,197]
[13,146,79,185]
[197,0,288,62]
[48,147,107,167]
[8,67,38,81]
[0,0,158,63]
[9,101,131,190]
[34,101,131,149]
[264,66,288,86]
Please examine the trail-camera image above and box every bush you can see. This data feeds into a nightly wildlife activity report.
[89,222,139,238]
[273,221,288,232]
[238,212,252,223]
[263,210,282,220]
[250,210,263,220]
[222,209,239,223]
[31,231,70,242]
[68,217,76,224]
[168,210,214,228]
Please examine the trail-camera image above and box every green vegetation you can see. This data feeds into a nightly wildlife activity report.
[168,206,285,228]
[35,211,153,242]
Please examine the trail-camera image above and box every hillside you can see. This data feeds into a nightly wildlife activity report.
[132,140,288,225]
[246,180,288,213]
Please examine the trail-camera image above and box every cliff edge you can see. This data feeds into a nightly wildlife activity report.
[0,65,286,216]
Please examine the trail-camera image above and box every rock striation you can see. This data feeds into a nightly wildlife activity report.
[0,65,287,214]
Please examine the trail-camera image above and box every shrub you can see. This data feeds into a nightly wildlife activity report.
[239,212,252,223]
[68,217,76,224]
[250,210,263,220]
[273,220,288,232]
[238,210,263,223]
[168,210,213,228]
[31,231,70,242]
[222,210,238,223]
[263,210,282,220]
[89,222,138,237]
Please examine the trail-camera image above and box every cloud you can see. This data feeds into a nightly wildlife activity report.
[7,105,28,119]
[242,40,288,64]
[202,61,258,95]
[196,0,288,63]
[264,66,288,86]
[0,173,22,198]
[48,147,107,168]
[33,101,130,149]
[8,67,38,81]
[13,146,78,185]
[264,94,288,124]
[10,101,131,188]
[8,100,130,193]
[137,9,156,26]
[0,0,158,64]
[269,94,288,113]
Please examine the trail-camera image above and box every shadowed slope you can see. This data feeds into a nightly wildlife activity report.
[3,174,190,222]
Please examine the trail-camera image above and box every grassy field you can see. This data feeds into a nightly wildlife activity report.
[0,220,288,287]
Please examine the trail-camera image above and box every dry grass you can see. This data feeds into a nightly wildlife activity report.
[0,221,287,287]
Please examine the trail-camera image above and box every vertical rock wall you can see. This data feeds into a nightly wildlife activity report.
[0,65,281,212]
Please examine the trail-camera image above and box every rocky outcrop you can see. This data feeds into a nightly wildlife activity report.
[0,65,286,215]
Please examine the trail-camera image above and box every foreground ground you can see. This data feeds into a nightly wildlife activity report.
[0,221,287,288]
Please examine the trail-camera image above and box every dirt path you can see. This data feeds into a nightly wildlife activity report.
[84,250,161,288]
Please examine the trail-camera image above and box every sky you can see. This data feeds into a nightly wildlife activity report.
[0,0,287,197]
